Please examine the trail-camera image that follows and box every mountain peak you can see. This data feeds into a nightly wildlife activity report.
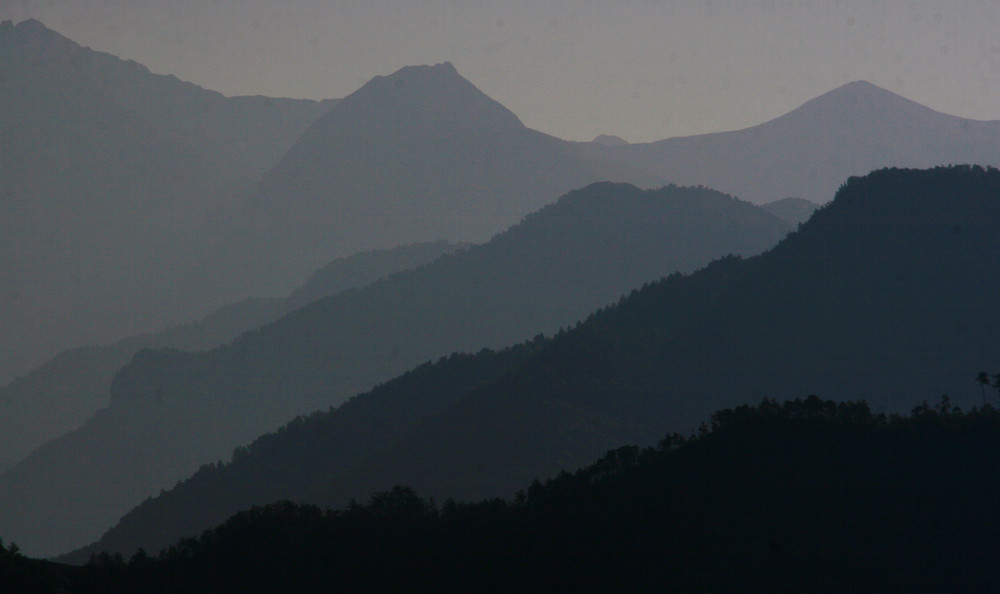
[388,61,458,76]
[327,61,524,130]
[15,18,50,32]
[822,80,910,102]
[1,18,82,56]
[591,134,629,146]
[782,79,944,124]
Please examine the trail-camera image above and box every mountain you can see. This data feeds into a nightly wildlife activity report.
[760,197,819,226]
[0,241,463,473]
[202,61,663,298]
[68,165,1000,562]
[0,182,791,558]
[584,81,1000,204]
[0,19,334,383]
[590,134,629,146]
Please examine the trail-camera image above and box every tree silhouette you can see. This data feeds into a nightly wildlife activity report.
[978,372,991,406]
[993,373,1000,404]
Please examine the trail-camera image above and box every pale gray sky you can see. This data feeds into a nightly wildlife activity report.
[3,1,998,142]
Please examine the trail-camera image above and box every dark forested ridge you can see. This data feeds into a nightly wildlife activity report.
[66,165,1000,563]
[63,343,541,566]
[21,397,1000,592]
[306,165,1000,510]
[4,182,789,558]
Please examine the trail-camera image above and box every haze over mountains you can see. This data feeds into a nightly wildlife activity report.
[69,165,1000,562]
[201,61,664,298]
[0,181,791,558]
[0,241,463,473]
[4,19,1000,570]
[585,80,1000,204]
[5,18,998,384]
[0,19,333,383]
[0,20,657,384]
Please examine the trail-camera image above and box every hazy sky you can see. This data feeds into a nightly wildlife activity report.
[2,1,998,142]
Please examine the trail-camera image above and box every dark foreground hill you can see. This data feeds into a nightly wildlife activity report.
[2,183,789,558]
[70,165,1000,562]
[23,397,1000,592]
[585,81,1000,204]
[0,241,462,474]
[0,19,334,383]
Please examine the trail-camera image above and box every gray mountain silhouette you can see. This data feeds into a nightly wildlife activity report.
[585,81,1000,204]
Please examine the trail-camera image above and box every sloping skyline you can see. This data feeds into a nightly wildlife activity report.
[2,1,998,143]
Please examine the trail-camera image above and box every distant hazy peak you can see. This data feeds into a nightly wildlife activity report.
[12,18,48,31]
[780,79,952,123]
[326,61,525,129]
[382,61,459,77]
[591,134,629,146]
[3,18,69,44]
[817,80,916,103]
[4,18,68,42]
[0,18,121,68]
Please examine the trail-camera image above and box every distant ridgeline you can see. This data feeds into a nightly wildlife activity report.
[11,396,1000,592]
[60,165,1000,567]
[2,180,790,560]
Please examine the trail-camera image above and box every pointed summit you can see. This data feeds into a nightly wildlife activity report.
[227,62,656,296]
[15,18,50,32]
[0,18,80,56]
[774,80,946,128]
[319,62,524,131]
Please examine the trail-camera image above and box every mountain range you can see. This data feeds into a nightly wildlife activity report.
[5,18,994,383]
[0,20,660,384]
[0,182,791,557]
[63,165,1000,562]
[0,19,334,383]
[584,80,1000,204]
[0,241,463,473]
[4,18,1000,564]
[197,61,663,299]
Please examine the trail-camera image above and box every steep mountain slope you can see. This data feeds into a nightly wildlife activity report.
[331,165,1000,506]
[0,242,462,473]
[584,81,1000,204]
[70,166,1000,561]
[0,19,333,382]
[0,183,790,558]
[204,62,663,297]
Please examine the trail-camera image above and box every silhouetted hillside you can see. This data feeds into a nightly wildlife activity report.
[47,398,1000,592]
[0,19,333,382]
[5,182,788,558]
[585,81,1000,204]
[340,166,1000,511]
[0,242,462,473]
[66,166,1000,563]
[63,344,539,567]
